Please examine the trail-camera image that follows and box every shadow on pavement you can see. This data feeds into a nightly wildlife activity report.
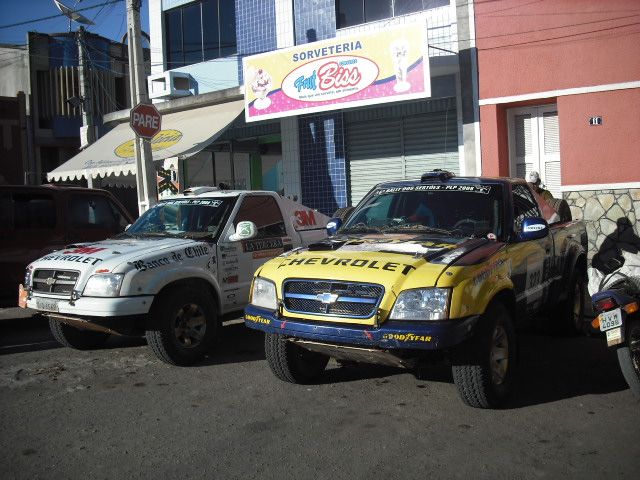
[1,308,631,406]
[504,329,629,408]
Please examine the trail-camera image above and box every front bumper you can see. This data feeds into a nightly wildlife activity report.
[26,294,154,317]
[244,305,479,350]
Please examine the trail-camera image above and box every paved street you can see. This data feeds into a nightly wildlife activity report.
[1,309,638,479]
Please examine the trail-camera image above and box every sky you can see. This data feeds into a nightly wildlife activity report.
[0,0,150,45]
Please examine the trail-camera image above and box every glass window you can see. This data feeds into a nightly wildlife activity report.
[165,9,183,69]
[128,199,232,238]
[182,2,203,65]
[164,0,236,68]
[13,194,56,229]
[336,0,364,29]
[394,0,425,16]
[203,0,220,60]
[235,196,286,238]
[512,184,541,233]
[219,0,237,57]
[69,195,121,229]
[342,185,503,239]
[365,1,392,22]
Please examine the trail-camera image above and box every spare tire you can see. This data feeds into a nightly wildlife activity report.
[550,198,572,223]
[332,206,355,221]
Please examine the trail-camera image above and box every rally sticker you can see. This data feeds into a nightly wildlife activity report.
[375,185,492,195]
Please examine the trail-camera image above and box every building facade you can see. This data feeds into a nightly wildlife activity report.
[475,0,640,258]
[0,31,136,186]
[146,0,479,215]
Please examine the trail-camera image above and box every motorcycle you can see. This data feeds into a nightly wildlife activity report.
[591,257,640,398]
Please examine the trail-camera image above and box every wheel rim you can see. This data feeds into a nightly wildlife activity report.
[173,303,207,348]
[490,324,509,385]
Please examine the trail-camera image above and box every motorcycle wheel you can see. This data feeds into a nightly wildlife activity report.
[617,318,640,399]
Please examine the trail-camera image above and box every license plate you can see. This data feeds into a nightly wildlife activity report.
[599,308,622,332]
[36,298,59,312]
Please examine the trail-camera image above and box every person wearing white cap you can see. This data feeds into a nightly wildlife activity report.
[527,171,554,203]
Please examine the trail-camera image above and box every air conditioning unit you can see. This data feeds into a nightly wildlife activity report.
[148,71,193,100]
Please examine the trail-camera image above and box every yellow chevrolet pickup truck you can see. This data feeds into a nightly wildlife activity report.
[244,171,588,408]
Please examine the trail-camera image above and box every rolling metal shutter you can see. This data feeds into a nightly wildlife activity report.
[345,98,458,205]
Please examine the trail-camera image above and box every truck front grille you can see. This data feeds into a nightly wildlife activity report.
[32,269,79,296]
[283,280,384,319]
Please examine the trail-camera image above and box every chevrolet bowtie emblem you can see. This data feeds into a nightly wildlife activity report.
[316,293,339,304]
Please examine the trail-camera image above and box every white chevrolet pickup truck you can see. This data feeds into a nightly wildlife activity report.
[20,187,329,365]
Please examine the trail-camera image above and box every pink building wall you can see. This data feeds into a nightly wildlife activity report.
[475,0,640,185]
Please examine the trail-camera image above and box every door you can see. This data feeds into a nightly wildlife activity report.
[218,195,287,311]
[507,184,554,317]
[508,105,561,198]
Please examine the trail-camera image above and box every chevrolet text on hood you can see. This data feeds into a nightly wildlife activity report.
[244,170,589,409]
[21,188,330,366]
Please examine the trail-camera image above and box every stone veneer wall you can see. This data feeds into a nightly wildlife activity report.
[564,188,640,260]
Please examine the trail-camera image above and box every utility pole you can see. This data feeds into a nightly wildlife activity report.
[126,0,158,214]
[77,26,96,187]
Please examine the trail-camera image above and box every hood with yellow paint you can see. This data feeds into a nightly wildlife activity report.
[257,234,494,325]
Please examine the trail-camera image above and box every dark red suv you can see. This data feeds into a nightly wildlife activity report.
[0,185,135,305]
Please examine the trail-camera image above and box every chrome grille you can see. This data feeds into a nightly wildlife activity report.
[32,269,79,296]
[283,280,384,318]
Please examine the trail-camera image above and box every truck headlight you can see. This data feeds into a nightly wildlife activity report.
[250,277,278,310]
[83,274,124,297]
[389,288,450,321]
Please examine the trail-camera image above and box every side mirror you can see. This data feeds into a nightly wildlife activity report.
[326,218,342,236]
[519,217,549,241]
[229,221,257,242]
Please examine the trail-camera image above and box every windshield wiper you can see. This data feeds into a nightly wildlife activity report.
[340,223,382,234]
[178,232,215,240]
[382,224,456,236]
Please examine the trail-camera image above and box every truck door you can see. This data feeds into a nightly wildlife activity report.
[507,183,554,316]
[218,195,287,309]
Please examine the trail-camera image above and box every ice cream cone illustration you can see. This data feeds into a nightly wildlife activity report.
[390,39,410,93]
[251,68,272,110]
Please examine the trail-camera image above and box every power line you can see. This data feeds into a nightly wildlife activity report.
[0,0,124,30]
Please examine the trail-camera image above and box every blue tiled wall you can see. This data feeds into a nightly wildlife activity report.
[236,0,278,83]
[299,113,347,215]
[294,0,347,213]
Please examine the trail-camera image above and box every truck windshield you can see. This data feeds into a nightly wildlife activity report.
[125,198,232,239]
[341,184,503,239]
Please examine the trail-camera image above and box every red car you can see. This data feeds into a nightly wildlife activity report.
[0,185,134,305]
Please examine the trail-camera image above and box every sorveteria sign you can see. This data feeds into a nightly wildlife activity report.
[242,24,430,122]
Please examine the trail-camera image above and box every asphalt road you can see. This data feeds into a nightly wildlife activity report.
[1,309,638,480]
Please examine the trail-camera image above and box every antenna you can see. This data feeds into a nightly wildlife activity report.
[53,0,95,32]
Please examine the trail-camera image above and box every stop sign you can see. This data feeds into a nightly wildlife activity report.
[130,103,162,139]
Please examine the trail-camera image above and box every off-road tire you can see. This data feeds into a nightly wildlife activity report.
[145,285,217,366]
[49,318,109,350]
[451,302,516,408]
[558,270,587,336]
[617,318,640,399]
[264,333,329,383]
